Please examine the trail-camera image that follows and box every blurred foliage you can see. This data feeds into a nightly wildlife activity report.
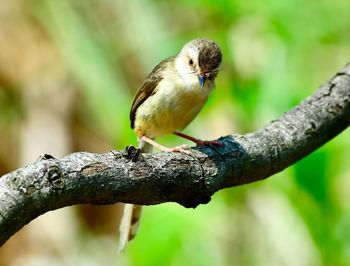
[0,0,349,265]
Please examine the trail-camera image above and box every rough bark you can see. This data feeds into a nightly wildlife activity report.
[0,63,349,246]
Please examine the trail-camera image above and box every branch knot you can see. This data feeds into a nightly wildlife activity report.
[46,165,64,189]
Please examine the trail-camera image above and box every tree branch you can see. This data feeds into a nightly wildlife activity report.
[1,63,350,246]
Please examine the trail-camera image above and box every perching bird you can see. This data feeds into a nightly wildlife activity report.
[118,38,222,251]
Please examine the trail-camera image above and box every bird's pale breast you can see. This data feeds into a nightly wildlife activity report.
[134,74,213,139]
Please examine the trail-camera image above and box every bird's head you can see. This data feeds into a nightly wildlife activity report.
[175,38,222,88]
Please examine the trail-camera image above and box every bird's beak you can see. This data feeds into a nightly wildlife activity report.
[198,75,206,88]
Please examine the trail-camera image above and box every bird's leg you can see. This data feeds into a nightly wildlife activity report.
[141,136,191,154]
[174,131,224,147]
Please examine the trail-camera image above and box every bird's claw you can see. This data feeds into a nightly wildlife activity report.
[162,145,192,155]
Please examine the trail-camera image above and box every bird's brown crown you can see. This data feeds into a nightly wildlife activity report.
[194,39,222,75]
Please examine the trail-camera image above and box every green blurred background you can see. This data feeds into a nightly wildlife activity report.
[0,0,349,265]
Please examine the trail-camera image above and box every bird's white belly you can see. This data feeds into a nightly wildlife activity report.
[134,79,212,138]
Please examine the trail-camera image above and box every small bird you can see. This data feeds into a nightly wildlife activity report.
[118,38,222,251]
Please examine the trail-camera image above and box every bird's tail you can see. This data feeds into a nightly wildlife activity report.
[118,139,153,252]
[118,204,142,252]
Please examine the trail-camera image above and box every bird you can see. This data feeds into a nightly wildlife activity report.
[118,38,223,251]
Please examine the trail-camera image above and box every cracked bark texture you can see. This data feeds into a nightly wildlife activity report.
[0,63,350,246]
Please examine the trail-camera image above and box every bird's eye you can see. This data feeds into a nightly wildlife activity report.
[188,59,193,66]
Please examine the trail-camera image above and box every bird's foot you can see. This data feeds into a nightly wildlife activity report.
[161,145,192,155]
[141,136,192,155]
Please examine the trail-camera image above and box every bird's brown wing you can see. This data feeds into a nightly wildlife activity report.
[130,56,174,129]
